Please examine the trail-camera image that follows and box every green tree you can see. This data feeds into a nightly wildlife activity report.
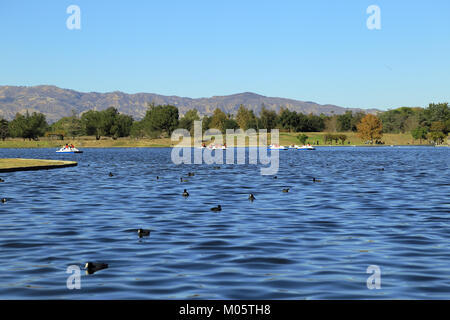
[428,131,446,144]
[305,113,325,132]
[338,134,348,145]
[324,133,335,145]
[425,103,450,124]
[411,126,428,144]
[130,120,146,139]
[178,109,200,133]
[427,121,446,144]
[224,117,239,131]
[236,105,257,130]
[100,107,120,136]
[297,133,308,145]
[201,116,212,133]
[0,118,9,140]
[51,111,82,138]
[143,104,179,136]
[337,111,353,132]
[379,107,416,133]
[278,109,299,132]
[8,113,26,138]
[209,108,228,133]
[27,112,48,140]
[259,106,278,131]
[9,111,48,140]
[111,113,133,138]
[81,110,103,139]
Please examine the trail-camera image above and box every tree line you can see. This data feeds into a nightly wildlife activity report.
[0,102,448,144]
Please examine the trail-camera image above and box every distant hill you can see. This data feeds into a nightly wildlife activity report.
[0,85,379,123]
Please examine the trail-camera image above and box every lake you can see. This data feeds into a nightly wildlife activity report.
[0,147,449,299]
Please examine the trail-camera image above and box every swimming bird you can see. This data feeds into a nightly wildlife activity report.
[180,177,188,182]
[0,178,4,183]
[1,198,6,203]
[137,229,151,238]
[312,178,322,183]
[282,188,290,193]
[210,205,222,212]
[273,176,278,179]
[248,194,256,201]
[182,189,189,197]
[156,176,159,180]
[109,172,114,177]
[84,262,108,274]
[187,172,195,177]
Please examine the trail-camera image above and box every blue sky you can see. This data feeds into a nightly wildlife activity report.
[0,0,449,110]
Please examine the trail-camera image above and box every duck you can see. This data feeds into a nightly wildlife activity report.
[282,188,290,193]
[248,194,256,201]
[180,177,188,183]
[84,262,108,274]
[1,198,6,203]
[187,172,195,177]
[0,178,4,183]
[182,189,189,197]
[156,176,159,180]
[210,205,222,212]
[109,172,114,177]
[273,176,278,179]
[312,178,322,183]
[137,229,151,238]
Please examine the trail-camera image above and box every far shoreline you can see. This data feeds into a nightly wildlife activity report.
[0,132,446,149]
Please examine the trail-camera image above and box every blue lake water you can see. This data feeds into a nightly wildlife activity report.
[0,147,449,299]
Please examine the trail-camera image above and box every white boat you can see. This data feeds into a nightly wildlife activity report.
[297,145,316,150]
[207,144,227,150]
[56,146,83,154]
[268,144,288,150]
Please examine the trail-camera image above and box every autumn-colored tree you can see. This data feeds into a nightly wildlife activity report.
[356,114,383,144]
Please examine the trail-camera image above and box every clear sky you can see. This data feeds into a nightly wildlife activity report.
[0,0,449,110]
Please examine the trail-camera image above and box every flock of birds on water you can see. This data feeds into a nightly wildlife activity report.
[0,169,326,275]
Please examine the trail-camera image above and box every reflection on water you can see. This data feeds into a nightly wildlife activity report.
[0,147,449,299]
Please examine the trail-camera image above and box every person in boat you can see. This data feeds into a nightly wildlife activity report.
[70,144,75,149]
[65,144,69,150]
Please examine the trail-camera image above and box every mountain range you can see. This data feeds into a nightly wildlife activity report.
[0,85,379,123]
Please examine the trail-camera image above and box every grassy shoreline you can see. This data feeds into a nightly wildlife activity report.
[0,132,443,149]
